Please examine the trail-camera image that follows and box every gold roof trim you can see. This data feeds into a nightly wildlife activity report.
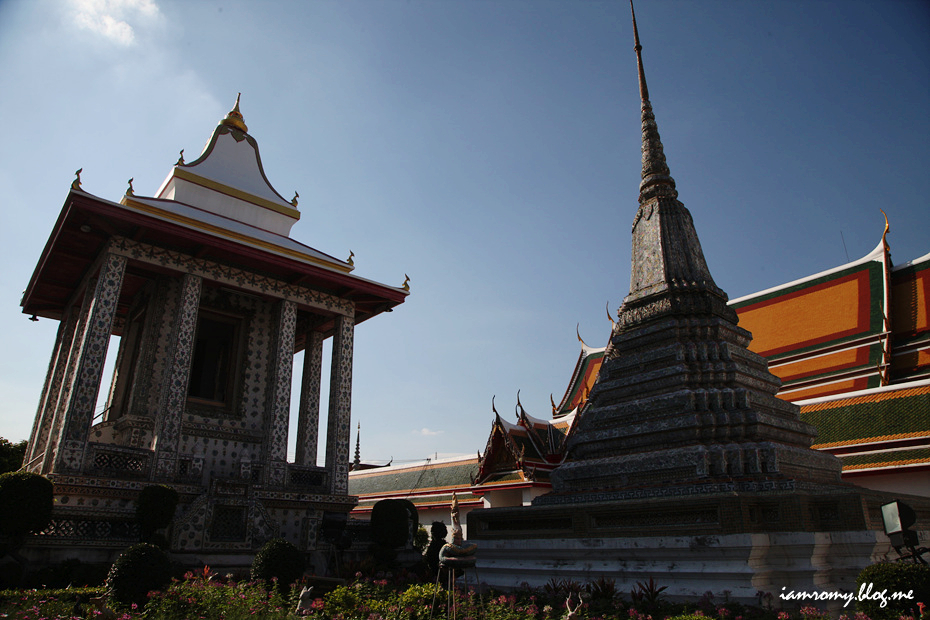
[121,196,352,273]
[172,166,301,220]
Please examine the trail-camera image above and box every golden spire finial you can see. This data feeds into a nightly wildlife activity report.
[347,250,355,266]
[220,93,249,133]
[177,149,185,165]
[125,177,135,196]
[71,168,83,190]
[402,274,410,291]
[291,191,299,207]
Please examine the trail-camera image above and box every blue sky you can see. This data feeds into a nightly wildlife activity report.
[0,0,927,466]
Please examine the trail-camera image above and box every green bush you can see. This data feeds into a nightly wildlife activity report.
[855,561,930,620]
[135,484,179,543]
[0,471,53,539]
[250,537,304,592]
[105,543,172,608]
[0,438,27,474]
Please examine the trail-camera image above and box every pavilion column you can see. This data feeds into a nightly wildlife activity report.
[325,312,354,495]
[153,273,202,480]
[264,300,297,486]
[295,330,324,466]
[42,285,96,474]
[25,307,78,472]
[53,252,128,473]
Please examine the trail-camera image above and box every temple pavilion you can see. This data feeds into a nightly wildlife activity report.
[19,97,408,569]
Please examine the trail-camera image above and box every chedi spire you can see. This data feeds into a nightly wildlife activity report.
[620,0,733,327]
[631,0,676,203]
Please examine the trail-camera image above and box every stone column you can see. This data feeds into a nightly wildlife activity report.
[153,273,202,479]
[325,312,354,495]
[25,307,78,472]
[54,253,128,473]
[295,330,324,466]
[264,300,297,486]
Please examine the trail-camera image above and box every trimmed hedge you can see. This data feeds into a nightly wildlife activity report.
[104,543,172,608]
[855,561,930,620]
[251,538,305,592]
[0,471,53,538]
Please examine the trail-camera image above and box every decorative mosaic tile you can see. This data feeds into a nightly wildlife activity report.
[325,313,355,495]
[54,254,127,472]
[27,308,78,470]
[109,237,353,317]
[296,331,324,466]
[265,300,297,484]
[153,274,202,478]
[140,277,181,425]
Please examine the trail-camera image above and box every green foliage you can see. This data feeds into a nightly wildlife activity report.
[0,471,53,539]
[105,543,173,608]
[0,439,27,475]
[0,587,104,618]
[135,485,179,542]
[250,537,305,591]
[855,561,930,620]
[370,498,417,549]
[143,567,293,619]
[413,524,429,553]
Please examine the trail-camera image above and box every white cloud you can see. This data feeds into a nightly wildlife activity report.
[416,428,444,437]
[70,0,162,46]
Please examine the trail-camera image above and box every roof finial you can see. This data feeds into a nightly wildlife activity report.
[353,422,361,469]
[71,168,83,190]
[576,323,588,348]
[880,209,891,253]
[220,93,249,133]
[629,0,677,203]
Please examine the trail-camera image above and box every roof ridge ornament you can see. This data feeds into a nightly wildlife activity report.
[177,149,185,166]
[71,168,83,190]
[220,93,249,133]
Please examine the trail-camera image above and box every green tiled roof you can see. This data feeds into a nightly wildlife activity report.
[800,388,930,446]
[840,447,930,469]
[348,459,479,497]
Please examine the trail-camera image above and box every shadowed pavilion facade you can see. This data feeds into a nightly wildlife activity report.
[19,99,407,568]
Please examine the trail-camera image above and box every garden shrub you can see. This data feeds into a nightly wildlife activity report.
[250,537,305,592]
[135,484,179,543]
[855,560,930,620]
[0,471,53,540]
[104,542,172,608]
